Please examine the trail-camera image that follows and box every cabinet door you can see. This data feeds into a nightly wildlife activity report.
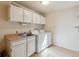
[27,36,35,56]
[10,4,23,22]
[23,9,32,23]
[11,43,26,57]
[40,16,45,24]
[33,12,40,24]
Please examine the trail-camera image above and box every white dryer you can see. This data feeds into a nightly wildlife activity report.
[36,32,52,53]
[31,30,52,53]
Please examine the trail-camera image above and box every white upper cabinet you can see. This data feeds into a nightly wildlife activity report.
[10,4,23,22]
[23,9,32,23]
[33,12,40,24]
[9,4,45,25]
[40,16,45,24]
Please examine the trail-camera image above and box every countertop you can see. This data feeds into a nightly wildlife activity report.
[4,34,35,42]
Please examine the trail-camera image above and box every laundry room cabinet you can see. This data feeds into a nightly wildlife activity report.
[9,4,23,22]
[5,35,36,57]
[23,9,32,23]
[40,16,45,24]
[9,3,45,24]
[6,38,27,57]
[11,42,26,57]
[33,12,41,24]
[33,12,45,24]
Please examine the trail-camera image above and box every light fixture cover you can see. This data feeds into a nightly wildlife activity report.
[42,1,49,5]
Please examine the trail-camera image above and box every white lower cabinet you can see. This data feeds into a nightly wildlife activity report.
[11,43,26,57]
[6,38,27,57]
[6,36,36,57]
[10,40,27,57]
[27,36,36,57]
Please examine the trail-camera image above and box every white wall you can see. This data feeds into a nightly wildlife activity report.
[45,7,79,52]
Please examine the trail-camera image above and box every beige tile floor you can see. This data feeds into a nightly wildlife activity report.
[31,45,79,57]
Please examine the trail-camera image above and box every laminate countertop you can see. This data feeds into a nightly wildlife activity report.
[4,34,35,42]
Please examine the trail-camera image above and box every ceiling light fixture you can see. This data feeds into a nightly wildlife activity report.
[42,1,49,5]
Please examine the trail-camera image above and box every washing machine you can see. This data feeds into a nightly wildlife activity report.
[31,30,52,53]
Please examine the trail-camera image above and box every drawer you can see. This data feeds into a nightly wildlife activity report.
[10,39,26,46]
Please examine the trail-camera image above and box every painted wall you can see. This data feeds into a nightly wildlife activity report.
[45,7,79,52]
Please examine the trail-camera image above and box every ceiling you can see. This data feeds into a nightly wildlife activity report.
[16,1,79,15]
[0,1,79,15]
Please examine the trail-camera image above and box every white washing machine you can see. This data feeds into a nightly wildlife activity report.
[31,30,52,53]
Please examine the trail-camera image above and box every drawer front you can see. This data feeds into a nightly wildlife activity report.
[10,39,26,46]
